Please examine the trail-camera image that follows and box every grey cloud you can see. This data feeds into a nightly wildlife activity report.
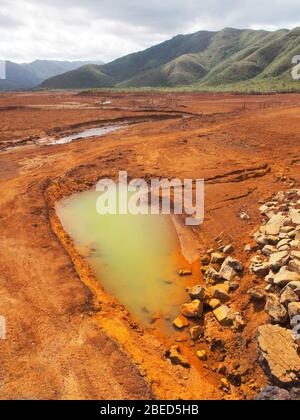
[0,0,300,62]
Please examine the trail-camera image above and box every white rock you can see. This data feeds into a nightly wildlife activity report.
[269,251,290,272]
[274,270,300,287]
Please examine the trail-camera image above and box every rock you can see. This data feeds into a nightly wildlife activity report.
[267,235,280,245]
[227,257,243,272]
[228,280,240,291]
[262,245,277,256]
[265,271,275,284]
[257,324,300,386]
[264,222,282,236]
[209,284,230,302]
[291,251,300,261]
[290,209,300,225]
[289,259,300,274]
[288,302,300,320]
[248,287,266,301]
[213,305,236,327]
[188,285,206,301]
[166,345,190,368]
[251,262,270,277]
[274,269,300,287]
[291,240,300,249]
[233,313,245,330]
[181,300,203,319]
[254,386,292,401]
[211,252,225,264]
[217,364,227,375]
[240,211,250,220]
[173,315,190,329]
[278,245,291,252]
[189,326,204,341]
[200,255,211,266]
[280,286,299,306]
[269,251,290,272]
[223,244,234,254]
[290,388,300,400]
[265,295,288,324]
[204,266,221,282]
[219,257,243,281]
[254,232,269,246]
[220,378,231,391]
[284,281,300,297]
[277,238,291,248]
[179,269,192,277]
[280,226,294,234]
[209,299,221,310]
[196,350,208,361]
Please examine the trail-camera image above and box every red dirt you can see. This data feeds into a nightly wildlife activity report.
[0,91,299,400]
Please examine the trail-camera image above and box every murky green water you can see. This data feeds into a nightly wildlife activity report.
[56,190,187,329]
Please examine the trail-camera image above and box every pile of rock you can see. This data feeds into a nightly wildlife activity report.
[248,190,300,387]
[173,249,245,342]
[249,190,300,335]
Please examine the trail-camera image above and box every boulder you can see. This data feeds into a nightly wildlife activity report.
[251,262,270,277]
[181,300,203,319]
[289,259,300,274]
[254,232,269,246]
[209,299,221,310]
[290,209,300,225]
[166,345,190,368]
[204,266,221,282]
[265,295,288,324]
[219,257,243,281]
[280,286,299,306]
[257,324,300,386]
[262,245,277,256]
[274,269,300,287]
[291,251,300,261]
[269,251,290,272]
[211,252,226,264]
[284,281,300,297]
[196,350,208,361]
[189,326,204,341]
[254,386,292,401]
[173,315,190,329]
[227,257,244,272]
[291,240,300,249]
[188,285,206,301]
[213,305,236,327]
[209,284,230,302]
[248,287,266,301]
[288,302,300,320]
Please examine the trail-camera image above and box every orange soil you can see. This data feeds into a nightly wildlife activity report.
[0,91,299,400]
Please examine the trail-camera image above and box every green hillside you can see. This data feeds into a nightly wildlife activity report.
[40,27,300,92]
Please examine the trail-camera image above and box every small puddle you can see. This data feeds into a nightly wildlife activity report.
[50,125,125,145]
[56,190,189,332]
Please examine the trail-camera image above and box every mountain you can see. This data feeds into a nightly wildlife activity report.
[40,27,300,91]
[0,60,104,91]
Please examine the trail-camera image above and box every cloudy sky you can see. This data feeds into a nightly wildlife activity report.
[1,0,300,63]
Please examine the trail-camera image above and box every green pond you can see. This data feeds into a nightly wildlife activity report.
[56,190,188,330]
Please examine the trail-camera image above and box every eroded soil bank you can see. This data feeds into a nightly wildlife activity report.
[0,91,300,400]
